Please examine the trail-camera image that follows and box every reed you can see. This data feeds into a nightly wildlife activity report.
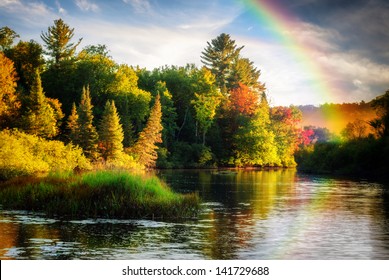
[0,171,201,220]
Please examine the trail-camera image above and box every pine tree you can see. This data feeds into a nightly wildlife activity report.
[132,94,163,168]
[41,18,82,66]
[201,33,243,94]
[67,102,79,143]
[76,86,99,160]
[23,70,58,138]
[99,100,124,161]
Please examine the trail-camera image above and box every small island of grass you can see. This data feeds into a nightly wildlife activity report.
[0,171,201,220]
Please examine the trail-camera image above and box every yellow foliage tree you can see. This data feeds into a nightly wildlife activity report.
[0,51,20,127]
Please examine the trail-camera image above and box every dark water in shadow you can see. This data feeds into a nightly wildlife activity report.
[1,169,389,259]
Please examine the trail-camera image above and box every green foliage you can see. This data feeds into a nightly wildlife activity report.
[4,40,45,92]
[191,68,221,145]
[41,18,81,65]
[0,26,19,51]
[232,98,280,167]
[270,106,303,167]
[75,86,100,160]
[228,57,265,92]
[99,100,124,161]
[295,137,389,179]
[370,90,389,137]
[22,71,60,138]
[67,102,79,142]
[0,129,90,180]
[0,171,201,219]
[154,81,178,148]
[201,33,243,94]
[167,142,216,168]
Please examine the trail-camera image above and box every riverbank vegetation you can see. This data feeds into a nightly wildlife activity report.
[0,20,307,178]
[0,171,200,219]
[296,91,389,180]
[1,20,388,180]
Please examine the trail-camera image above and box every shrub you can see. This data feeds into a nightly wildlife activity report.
[0,129,91,180]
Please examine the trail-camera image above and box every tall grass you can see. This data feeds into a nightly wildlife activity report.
[0,171,201,220]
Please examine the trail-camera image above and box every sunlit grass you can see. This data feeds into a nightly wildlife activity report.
[0,171,201,220]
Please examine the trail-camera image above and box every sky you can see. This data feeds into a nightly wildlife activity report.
[1,0,389,106]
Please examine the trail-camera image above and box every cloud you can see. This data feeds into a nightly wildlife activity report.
[75,0,99,12]
[122,0,151,13]
[72,19,213,69]
[0,0,57,27]
[56,0,66,15]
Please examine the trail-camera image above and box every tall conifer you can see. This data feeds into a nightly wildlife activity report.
[132,94,163,168]
[24,70,58,138]
[76,85,99,160]
[99,100,124,161]
[67,102,79,143]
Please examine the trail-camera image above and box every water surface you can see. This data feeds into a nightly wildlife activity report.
[1,169,388,259]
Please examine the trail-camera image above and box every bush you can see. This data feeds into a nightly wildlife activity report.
[0,129,91,180]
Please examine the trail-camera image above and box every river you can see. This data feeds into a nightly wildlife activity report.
[1,169,389,259]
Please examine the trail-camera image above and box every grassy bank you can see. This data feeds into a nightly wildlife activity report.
[0,171,201,220]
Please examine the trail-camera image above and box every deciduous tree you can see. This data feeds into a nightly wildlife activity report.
[0,26,19,51]
[0,52,20,128]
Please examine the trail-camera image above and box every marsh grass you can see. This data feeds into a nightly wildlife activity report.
[0,171,201,220]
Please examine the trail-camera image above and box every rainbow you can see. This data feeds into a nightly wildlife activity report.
[239,0,344,132]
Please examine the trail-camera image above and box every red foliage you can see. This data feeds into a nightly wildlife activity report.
[229,82,259,115]
[300,128,314,146]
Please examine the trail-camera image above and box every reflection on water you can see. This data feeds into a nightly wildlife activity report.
[1,169,389,259]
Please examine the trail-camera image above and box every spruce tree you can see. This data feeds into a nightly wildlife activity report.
[132,94,163,168]
[76,86,99,160]
[23,70,58,138]
[99,100,124,161]
[67,102,79,143]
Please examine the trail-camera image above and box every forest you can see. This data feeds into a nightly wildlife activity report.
[1,19,388,180]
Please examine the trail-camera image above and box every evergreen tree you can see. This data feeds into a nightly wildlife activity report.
[41,18,82,66]
[99,100,124,161]
[131,94,163,168]
[201,33,243,94]
[76,86,99,160]
[67,102,79,143]
[228,57,265,92]
[23,70,59,138]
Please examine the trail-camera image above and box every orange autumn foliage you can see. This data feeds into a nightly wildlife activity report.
[229,82,259,115]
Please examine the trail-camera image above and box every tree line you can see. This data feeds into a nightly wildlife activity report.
[1,19,387,173]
